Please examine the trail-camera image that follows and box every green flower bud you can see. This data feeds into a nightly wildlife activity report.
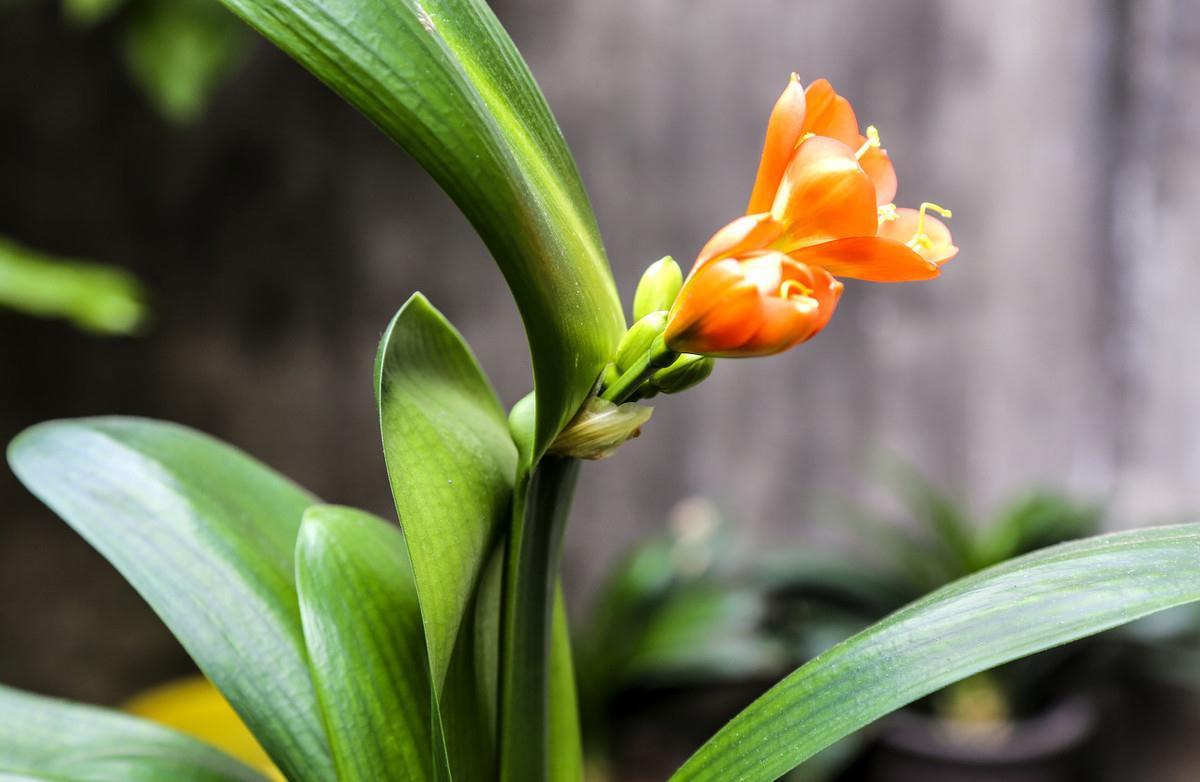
[633,256,683,321]
[600,362,620,389]
[615,310,669,373]
[650,353,715,394]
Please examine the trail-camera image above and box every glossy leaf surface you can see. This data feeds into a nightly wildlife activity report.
[376,293,517,689]
[219,0,626,454]
[8,418,333,782]
[0,684,268,782]
[672,523,1200,781]
[296,505,434,781]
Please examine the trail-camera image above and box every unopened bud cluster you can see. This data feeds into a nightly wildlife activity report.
[602,256,714,400]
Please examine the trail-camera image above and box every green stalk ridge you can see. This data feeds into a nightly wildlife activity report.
[497,456,581,781]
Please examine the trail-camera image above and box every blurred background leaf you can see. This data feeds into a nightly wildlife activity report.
[0,0,250,121]
[120,0,248,124]
[62,0,126,27]
[0,235,146,334]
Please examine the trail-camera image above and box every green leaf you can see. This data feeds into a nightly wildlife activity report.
[890,466,976,575]
[623,585,785,683]
[376,294,519,778]
[295,505,435,781]
[671,523,1200,782]
[0,684,269,782]
[217,0,626,455]
[62,0,128,27]
[0,236,146,334]
[7,418,334,782]
[122,0,248,124]
[376,293,516,689]
[974,492,1101,569]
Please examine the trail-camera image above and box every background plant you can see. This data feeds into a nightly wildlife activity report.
[1,0,250,122]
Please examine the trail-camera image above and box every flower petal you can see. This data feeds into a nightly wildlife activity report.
[879,207,959,265]
[739,295,822,356]
[695,212,785,268]
[860,145,898,205]
[665,259,763,355]
[789,236,940,282]
[746,74,809,215]
[803,78,860,146]
[770,136,878,250]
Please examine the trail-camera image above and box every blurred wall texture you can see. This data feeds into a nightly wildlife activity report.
[2,0,1198,703]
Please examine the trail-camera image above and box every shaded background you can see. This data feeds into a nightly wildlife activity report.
[2,0,1199,713]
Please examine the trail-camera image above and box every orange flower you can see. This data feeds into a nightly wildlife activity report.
[666,251,843,358]
[664,74,957,358]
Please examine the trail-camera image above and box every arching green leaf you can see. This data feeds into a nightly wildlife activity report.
[220,0,626,454]
[7,419,333,782]
[671,523,1200,782]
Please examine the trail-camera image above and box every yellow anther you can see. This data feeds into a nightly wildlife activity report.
[794,131,817,151]
[855,125,882,159]
[877,203,899,223]
[779,279,813,300]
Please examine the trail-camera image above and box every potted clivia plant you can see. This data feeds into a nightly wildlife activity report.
[756,479,1110,781]
[4,2,1200,781]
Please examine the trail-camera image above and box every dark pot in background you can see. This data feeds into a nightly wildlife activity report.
[856,696,1098,782]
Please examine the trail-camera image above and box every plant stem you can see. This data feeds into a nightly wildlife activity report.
[497,455,581,782]
[600,337,678,404]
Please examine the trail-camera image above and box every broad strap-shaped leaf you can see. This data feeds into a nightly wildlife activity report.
[295,505,434,781]
[376,293,517,689]
[0,684,269,782]
[220,0,626,455]
[671,523,1200,782]
[7,418,334,782]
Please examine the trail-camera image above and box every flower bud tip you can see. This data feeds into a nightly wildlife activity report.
[633,256,683,321]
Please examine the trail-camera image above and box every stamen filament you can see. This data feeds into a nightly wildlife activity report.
[907,202,953,252]
[855,125,881,159]
[779,279,813,300]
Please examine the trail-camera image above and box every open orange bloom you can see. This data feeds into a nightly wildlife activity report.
[665,74,957,358]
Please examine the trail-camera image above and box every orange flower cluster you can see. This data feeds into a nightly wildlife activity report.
[665,75,957,358]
